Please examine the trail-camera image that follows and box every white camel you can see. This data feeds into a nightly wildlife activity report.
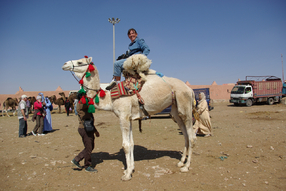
[62,56,196,181]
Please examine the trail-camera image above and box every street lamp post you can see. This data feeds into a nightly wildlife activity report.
[108,18,120,66]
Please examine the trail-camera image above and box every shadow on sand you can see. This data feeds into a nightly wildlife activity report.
[43,129,60,134]
[91,145,182,169]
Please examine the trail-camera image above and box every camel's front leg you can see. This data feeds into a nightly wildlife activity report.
[120,119,134,181]
[6,110,10,117]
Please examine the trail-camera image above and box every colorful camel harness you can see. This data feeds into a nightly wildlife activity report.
[69,56,149,117]
[70,56,106,113]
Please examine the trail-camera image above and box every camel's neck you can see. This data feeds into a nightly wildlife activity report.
[83,67,113,111]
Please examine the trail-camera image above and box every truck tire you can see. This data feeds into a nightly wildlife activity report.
[246,99,252,107]
[268,97,274,105]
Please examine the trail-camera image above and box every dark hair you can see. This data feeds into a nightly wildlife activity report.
[127,28,137,35]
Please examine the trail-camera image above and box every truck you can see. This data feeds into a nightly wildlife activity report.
[230,76,285,107]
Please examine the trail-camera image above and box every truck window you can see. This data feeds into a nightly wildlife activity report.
[245,87,251,93]
[231,86,245,94]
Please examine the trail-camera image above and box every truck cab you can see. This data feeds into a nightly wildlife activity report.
[230,85,253,106]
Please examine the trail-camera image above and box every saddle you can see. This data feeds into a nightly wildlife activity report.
[110,54,151,99]
[110,71,146,99]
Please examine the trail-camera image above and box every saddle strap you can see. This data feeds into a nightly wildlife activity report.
[135,90,150,117]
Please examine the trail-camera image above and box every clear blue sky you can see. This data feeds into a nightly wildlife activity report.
[0,0,285,94]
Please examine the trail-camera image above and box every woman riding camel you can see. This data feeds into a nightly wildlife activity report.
[106,28,150,90]
[193,92,212,137]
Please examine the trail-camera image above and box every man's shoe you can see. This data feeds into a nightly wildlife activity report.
[38,133,45,136]
[85,166,98,172]
[71,159,82,169]
[31,131,37,136]
[19,135,25,138]
[106,81,116,90]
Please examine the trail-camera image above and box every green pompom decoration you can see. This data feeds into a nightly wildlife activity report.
[78,86,86,94]
[88,104,96,113]
[85,72,91,78]
[94,94,99,103]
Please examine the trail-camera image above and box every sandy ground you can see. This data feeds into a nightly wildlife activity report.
[0,102,285,191]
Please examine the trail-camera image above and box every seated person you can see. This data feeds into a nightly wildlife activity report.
[106,28,150,90]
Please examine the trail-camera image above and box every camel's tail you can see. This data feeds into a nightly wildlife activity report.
[191,89,200,121]
[192,90,196,109]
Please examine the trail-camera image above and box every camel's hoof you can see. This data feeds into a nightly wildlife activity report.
[121,174,132,181]
[180,166,189,173]
[177,161,184,168]
[123,169,134,175]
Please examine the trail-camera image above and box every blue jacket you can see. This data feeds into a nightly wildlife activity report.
[128,37,150,56]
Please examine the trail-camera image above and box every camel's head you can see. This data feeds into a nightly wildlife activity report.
[59,92,65,97]
[62,57,93,78]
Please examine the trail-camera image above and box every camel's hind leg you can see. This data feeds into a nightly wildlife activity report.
[171,104,193,171]
[171,89,196,172]
[180,116,195,172]
[120,119,134,181]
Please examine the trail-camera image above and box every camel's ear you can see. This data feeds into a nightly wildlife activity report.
[88,57,92,63]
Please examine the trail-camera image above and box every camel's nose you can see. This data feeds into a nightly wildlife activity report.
[62,62,70,70]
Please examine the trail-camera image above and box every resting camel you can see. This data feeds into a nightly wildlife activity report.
[62,56,196,181]
[50,94,65,113]
[2,97,19,117]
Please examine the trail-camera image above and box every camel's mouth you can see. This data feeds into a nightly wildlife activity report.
[62,62,72,71]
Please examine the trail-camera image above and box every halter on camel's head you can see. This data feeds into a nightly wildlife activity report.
[62,55,106,113]
[63,56,93,77]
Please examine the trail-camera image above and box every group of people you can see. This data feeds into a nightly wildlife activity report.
[18,93,53,137]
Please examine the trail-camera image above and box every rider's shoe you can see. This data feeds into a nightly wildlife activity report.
[106,81,117,90]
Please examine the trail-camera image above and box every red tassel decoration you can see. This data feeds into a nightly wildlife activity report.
[84,55,88,58]
[80,96,86,104]
[79,79,84,85]
[88,98,94,105]
[99,89,106,97]
[88,64,95,72]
